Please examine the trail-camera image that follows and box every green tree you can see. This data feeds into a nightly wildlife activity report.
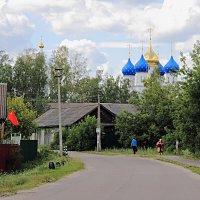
[5,96,37,139]
[0,50,14,94]
[13,49,48,115]
[115,111,135,148]
[49,46,89,102]
[68,51,89,84]
[49,46,70,101]
[115,72,178,148]
[141,73,176,137]
[51,116,97,151]
[173,41,200,154]
[65,116,97,151]
[115,110,156,148]
[72,77,99,102]
[101,76,133,103]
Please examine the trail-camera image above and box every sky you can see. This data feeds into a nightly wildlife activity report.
[0,0,200,77]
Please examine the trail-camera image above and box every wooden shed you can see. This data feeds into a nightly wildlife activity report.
[33,103,137,147]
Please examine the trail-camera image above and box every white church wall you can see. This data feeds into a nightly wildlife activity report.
[164,73,178,85]
[123,75,135,91]
[134,72,147,92]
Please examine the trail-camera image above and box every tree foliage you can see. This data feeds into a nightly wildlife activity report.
[0,50,13,94]
[65,116,97,151]
[5,96,37,139]
[172,41,200,154]
[100,75,134,103]
[115,111,135,148]
[115,73,177,148]
[49,46,89,102]
[13,49,48,115]
[71,77,99,102]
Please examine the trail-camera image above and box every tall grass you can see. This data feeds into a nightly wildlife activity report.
[96,147,159,156]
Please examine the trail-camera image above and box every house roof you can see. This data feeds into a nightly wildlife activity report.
[35,103,137,128]
[101,103,137,115]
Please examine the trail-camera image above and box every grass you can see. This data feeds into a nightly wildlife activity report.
[87,147,160,156]
[0,153,84,197]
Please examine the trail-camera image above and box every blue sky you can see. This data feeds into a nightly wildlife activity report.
[0,0,200,77]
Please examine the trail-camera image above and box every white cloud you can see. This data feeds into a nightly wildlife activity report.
[0,13,34,36]
[98,42,151,49]
[42,0,199,43]
[175,35,200,69]
[153,0,200,41]
[0,0,34,36]
[175,34,200,52]
[2,0,200,42]
[5,0,81,13]
[0,0,35,52]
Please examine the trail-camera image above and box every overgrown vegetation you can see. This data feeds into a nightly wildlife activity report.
[51,116,97,151]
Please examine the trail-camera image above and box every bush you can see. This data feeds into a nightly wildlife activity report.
[162,132,177,153]
[65,116,97,151]
[181,149,193,157]
[38,145,51,159]
[115,111,135,148]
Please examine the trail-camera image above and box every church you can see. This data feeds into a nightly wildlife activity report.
[122,37,179,93]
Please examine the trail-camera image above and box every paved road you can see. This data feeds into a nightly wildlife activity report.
[1,152,200,200]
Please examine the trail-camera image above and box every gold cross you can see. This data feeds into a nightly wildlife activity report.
[148,26,153,46]
[171,41,173,56]
[128,43,132,57]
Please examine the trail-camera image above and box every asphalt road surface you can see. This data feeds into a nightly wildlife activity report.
[1,152,200,200]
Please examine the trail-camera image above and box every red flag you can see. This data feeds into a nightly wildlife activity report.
[7,110,19,126]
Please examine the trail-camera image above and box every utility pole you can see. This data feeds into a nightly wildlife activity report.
[96,91,101,151]
[58,76,62,156]
[55,67,63,156]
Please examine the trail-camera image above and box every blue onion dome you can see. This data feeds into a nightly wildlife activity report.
[157,62,165,76]
[135,55,149,72]
[122,58,136,75]
[164,56,179,73]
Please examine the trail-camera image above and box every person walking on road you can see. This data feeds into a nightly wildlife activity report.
[156,139,164,155]
[131,138,137,155]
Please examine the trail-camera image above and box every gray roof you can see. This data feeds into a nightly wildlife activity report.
[101,103,137,115]
[35,103,137,128]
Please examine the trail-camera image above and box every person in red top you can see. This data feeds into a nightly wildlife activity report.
[156,139,164,155]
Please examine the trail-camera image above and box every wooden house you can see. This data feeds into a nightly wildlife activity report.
[32,103,137,148]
